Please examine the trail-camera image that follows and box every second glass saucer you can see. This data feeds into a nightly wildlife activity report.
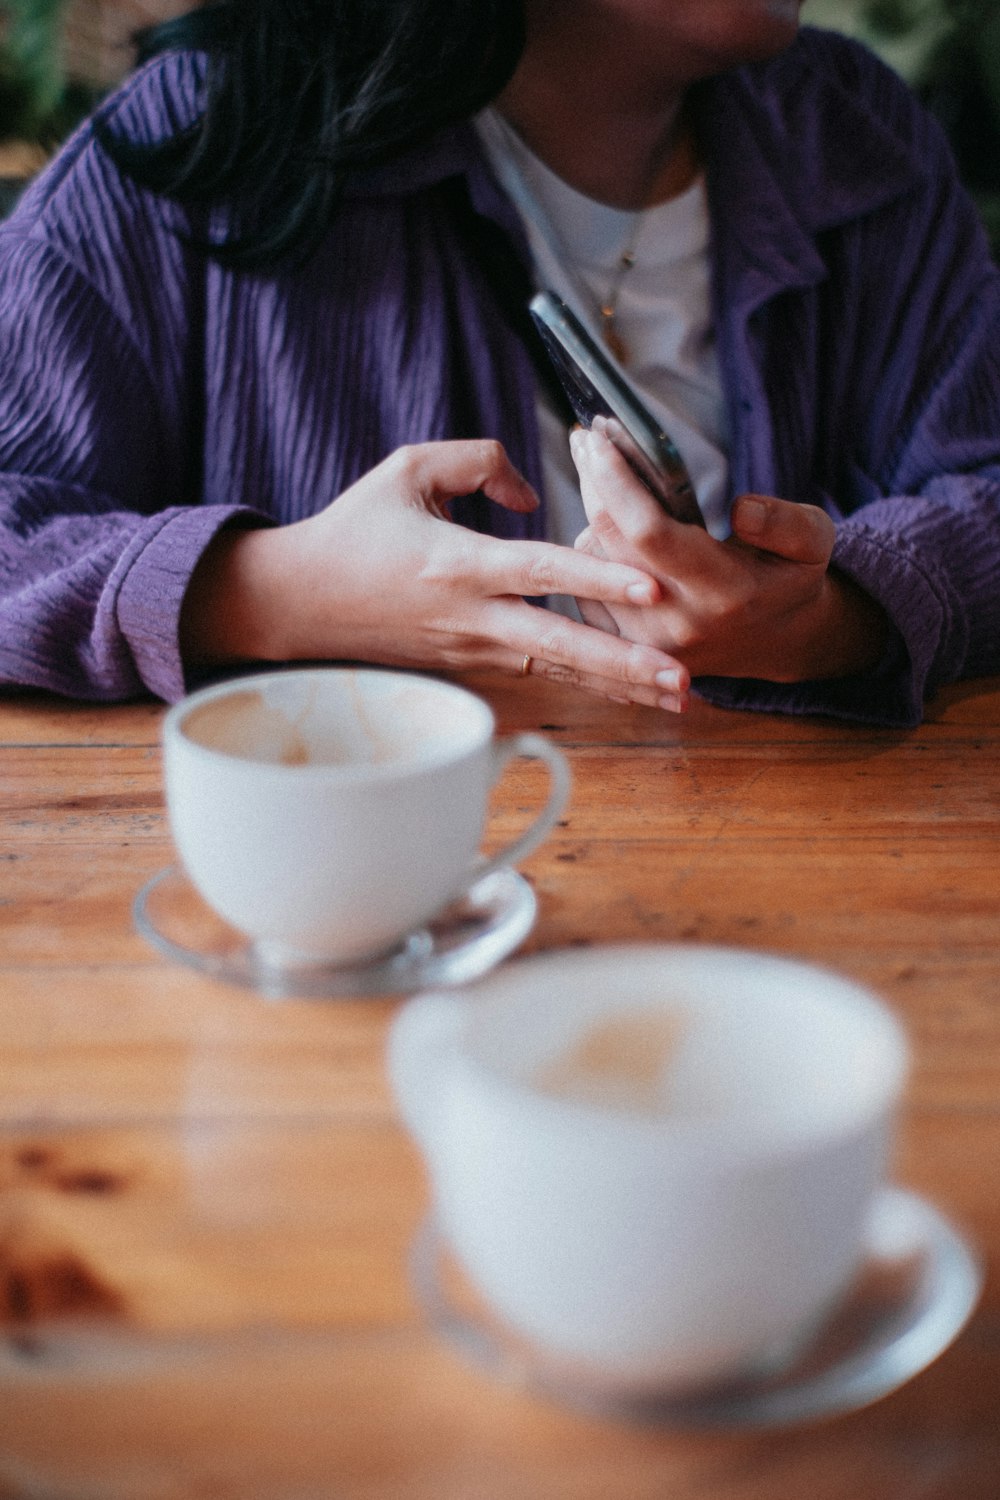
[134,864,536,998]
[410,1187,982,1429]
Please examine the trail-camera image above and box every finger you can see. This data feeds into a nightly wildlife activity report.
[573,526,606,559]
[570,426,685,551]
[392,440,540,517]
[731,494,835,566]
[498,601,689,697]
[477,535,662,608]
[573,532,621,630]
[527,658,690,714]
[576,597,620,634]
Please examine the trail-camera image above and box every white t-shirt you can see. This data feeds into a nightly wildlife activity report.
[476,109,731,587]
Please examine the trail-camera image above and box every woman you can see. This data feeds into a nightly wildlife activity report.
[0,0,997,723]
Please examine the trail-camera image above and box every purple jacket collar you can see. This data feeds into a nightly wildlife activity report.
[346,30,927,322]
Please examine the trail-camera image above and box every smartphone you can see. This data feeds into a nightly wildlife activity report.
[529,289,705,527]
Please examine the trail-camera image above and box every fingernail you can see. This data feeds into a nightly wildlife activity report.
[655,669,684,691]
[736,496,767,535]
[659,691,689,714]
[626,579,657,603]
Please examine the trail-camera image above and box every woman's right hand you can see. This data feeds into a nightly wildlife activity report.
[180,440,691,710]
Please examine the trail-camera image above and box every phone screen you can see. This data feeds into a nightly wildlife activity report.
[529,290,705,528]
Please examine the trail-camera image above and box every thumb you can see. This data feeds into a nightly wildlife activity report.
[731,494,835,566]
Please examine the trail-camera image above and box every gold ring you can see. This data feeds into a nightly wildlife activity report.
[520,654,533,677]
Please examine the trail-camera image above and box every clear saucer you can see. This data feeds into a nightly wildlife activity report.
[410,1187,982,1429]
[133,865,536,998]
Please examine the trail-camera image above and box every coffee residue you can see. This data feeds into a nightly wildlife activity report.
[534,1008,685,1115]
[182,690,311,765]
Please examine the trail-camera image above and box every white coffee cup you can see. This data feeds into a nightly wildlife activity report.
[161,668,570,966]
[389,945,909,1396]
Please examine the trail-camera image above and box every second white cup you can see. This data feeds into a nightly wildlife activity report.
[389,945,909,1397]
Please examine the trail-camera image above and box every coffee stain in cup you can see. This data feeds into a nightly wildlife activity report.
[347,671,394,764]
[345,671,445,765]
[534,1008,686,1115]
[182,690,311,765]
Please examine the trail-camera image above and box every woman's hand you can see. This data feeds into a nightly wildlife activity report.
[180,439,691,709]
[570,427,888,682]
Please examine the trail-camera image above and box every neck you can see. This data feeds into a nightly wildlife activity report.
[496,13,699,208]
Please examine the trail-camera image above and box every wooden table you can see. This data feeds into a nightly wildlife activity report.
[1,672,998,1499]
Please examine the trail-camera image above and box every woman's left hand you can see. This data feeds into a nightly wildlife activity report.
[570,426,888,683]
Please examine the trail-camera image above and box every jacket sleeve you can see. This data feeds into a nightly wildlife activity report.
[0,232,265,704]
[703,277,1000,729]
[700,38,1000,728]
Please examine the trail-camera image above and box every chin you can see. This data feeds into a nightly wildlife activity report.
[723,2,802,63]
[631,2,803,84]
[759,0,801,17]
[742,0,802,35]
[677,0,802,66]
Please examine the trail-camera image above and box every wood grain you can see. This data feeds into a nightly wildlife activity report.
[1,674,998,1498]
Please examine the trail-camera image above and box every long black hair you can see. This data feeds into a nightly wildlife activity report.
[97,0,526,270]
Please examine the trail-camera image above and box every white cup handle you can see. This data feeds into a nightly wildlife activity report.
[474,732,571,881]
[387,991,465,1156]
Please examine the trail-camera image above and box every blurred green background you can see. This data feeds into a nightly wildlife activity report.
[805,0,1000,250]
[1,0,999,250]
[0,0,183,155]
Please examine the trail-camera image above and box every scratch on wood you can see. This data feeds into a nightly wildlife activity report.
[1,1240,125,1327]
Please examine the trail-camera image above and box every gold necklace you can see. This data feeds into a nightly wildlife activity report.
[598,118,695,365]
[598,222,643,365]
[486,107,689,366]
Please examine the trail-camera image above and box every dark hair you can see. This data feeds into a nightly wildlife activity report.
[98,0,526,270]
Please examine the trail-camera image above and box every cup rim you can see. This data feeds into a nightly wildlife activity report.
[450,944,910,1152]
[162,666,496,781]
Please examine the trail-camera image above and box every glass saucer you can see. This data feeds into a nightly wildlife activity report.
[410,1187,982,1429]
[133,864,536,998]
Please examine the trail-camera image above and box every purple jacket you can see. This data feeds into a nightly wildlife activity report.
[1,27,999,723]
